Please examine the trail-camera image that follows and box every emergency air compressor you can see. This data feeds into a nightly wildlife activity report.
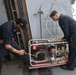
[28,39,68,69]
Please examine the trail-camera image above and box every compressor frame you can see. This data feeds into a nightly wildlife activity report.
[28,39,68,69]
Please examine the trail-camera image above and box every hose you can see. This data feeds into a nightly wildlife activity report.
[45,0,56,38]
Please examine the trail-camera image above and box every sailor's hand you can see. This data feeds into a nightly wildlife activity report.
[60,38,68,43]
[60,38,66,41]
[18,50,25,55]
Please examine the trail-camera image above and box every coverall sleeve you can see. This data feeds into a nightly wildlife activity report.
[61,17,70,41]
[2,25,12,44]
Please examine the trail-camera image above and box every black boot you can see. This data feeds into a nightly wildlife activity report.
[60,65,74,71]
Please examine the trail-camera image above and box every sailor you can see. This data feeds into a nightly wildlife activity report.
[50,10,76,71]
[0,18,29,74]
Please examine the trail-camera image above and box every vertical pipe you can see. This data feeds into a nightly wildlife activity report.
[38,6,43,39]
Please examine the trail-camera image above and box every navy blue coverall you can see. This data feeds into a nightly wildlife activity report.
[0,20,29,74]
[58,14,76,70]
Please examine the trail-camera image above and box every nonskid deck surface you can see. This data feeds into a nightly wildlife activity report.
[2,60,53,75]
[23,66,53,75]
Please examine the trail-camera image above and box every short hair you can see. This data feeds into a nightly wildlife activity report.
[16,17,27,27]
[50,10,58,17]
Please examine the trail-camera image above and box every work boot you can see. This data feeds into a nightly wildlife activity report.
[60,65,74,71]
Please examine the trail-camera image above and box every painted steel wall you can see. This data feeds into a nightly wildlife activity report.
[26,0,72,39]
[0,0,8,25]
